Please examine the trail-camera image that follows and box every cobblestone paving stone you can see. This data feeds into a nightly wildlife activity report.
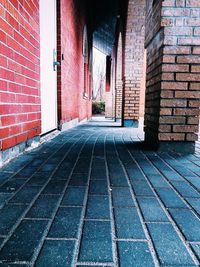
[0,119,200,266]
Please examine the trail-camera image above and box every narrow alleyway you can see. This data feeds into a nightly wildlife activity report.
[0,119,200,266]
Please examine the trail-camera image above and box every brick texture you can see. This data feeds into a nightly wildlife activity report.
[116,33,123,119]
[123,0,146,121]
[0,0,40,150]
[0,0,92,152]
[57,0,92,127]
[145,0,200,143]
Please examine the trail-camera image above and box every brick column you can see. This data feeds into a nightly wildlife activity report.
[105,51,116,119]
[116,34,123,119]
[105,56,111,92]
[123,0,146,127]
[145,0,200,146]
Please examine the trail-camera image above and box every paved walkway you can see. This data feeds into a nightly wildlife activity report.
[0,118,200,267]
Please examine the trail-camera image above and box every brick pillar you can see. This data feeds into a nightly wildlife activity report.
[116,33,123,119]
[145,0,200,146]
[112,54,117,119]
[106,56,111,92]
[105,50,116,119]
[123,0,146,127]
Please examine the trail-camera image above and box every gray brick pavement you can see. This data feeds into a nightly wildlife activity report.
[0,119,200,266]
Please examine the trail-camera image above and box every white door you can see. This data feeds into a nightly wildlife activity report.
[40,0,57,134]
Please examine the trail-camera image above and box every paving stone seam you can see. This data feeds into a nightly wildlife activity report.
[115,136,160,267]
[68,185,87,187]
[163,151,200,175]
[126,143,199,265]
[1,155,37,175]
[23,217,49,221]
[144,221,171,224]
[147,161,199,210]
[115,238,147,242]
[166,151,200,177]
[0,133,94,266]
[76,262,115,266]
[3,202,28,206]
[157,153,200,193]
[30,133,96,267]
[0,261,32,265]
[136,152,198,213]
[107,185,128,188]
[112,204,135,207]
[72,134,100,267]
[195,148,200,155]
[83,218,111,222]
[150,154,200,221]
[87,193,109,196]
[131,195,155,199]
[0,137,65,182]
[139,152,200,266]
[168,208,200,235]
[45,237,77,241]
[0,132,81,210]
[105,134,119,267]
[1,170,16,174]
[59,205,84,208]
[174,156,200,176]
[187,157,200,168]
[0,133,84,253]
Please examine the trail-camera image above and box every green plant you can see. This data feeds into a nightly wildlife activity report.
[92,101,105,114]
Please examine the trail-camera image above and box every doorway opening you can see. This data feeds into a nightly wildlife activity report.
[40,0,58,134]
[92,47,107,119]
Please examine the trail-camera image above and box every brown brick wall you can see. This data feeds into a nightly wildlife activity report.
[123,0,146,121]
[116,33,123,119]
[139,50,146,117]
[145,0,200,143]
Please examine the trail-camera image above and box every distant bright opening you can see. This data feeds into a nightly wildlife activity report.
[92,47,107,117]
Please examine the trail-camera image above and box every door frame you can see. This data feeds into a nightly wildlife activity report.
[40,0,58,135]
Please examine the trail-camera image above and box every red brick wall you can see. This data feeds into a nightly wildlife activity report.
[57,0,92,127]
[145,0,200,143]
[123,0,146,121]
[0,0,40,150]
